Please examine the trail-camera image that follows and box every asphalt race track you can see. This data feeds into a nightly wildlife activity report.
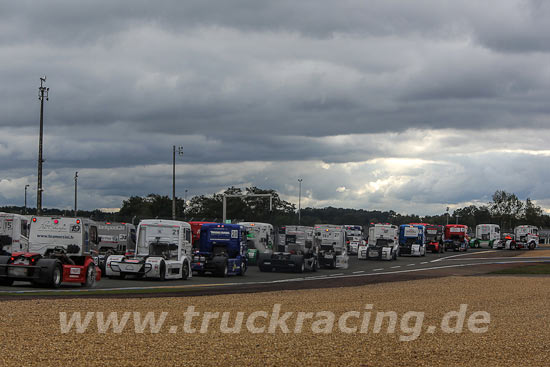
[1,247,549,298]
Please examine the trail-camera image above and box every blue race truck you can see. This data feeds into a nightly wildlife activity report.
[191,223,247,277]
[398,224,426,257]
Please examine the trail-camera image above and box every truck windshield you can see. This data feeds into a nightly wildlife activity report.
[137,225,179,256]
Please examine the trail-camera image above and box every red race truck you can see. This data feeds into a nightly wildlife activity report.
[0,216,101,288]
[443,224,469,252]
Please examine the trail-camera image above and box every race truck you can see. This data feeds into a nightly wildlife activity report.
[507,225,538,250]
[314,224,349,269]
[424,224,444,253]
[238,222,274,265]
[470,224,500,248]
[494,233,515,249]
[105,219,192,280]
[94,222,136,274]
[0,213,31,255]
[443,224,469,251]
[345,225,363,254]
[398,224,426,257]
[192,223,247,276]
[359,224,399,260]
[0,216,101,288]
[258,226,317,273]
[189,221,214,249]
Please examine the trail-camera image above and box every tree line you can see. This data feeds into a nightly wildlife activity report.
[2,189,549,230]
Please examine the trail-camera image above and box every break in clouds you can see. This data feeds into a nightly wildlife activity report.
[0,0,549,214]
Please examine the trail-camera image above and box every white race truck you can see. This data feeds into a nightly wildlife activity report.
[314,224,349,269]
[0,213,31,254]
[470,224,500,248]
[258,226,318,272]
[94,222,136,273]
[105,219,192,280]
[0,216,101,288]
[359,224,399,261]
[238,222,274,266]
[508,225,538,250]
[345,225,363,255]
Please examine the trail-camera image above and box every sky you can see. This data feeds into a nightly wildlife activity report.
[1,0,550,215]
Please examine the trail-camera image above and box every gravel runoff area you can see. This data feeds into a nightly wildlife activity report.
[0,276,549,366]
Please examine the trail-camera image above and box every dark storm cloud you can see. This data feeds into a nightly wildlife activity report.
[1,0,550,212]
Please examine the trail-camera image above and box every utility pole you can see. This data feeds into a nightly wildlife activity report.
[24,185,30,215]
[298,178,303,225]
[446,206,450,225]
[172,145,183,220]
[74,171,78,216]
[37,77,49,215]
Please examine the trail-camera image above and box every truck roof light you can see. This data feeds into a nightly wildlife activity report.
[32,217,36,222]
[76,219,81,224]
[106,222,111,224]
[54,219,59,224]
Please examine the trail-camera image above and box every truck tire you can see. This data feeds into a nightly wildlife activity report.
[82,265,97,288]
[217,261,228,277]
[37,259,63,289]
[181,261,190,280]
[238,261,247,276]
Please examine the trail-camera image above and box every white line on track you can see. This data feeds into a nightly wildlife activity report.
[373,268,384,271]
[431,250,497,262]
[329,273,344,277]
[421,262,428,264]
[390,266,401,269]
[407,264,415,266]
[352,271,365,274]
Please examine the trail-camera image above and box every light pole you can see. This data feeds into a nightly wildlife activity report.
[37,77,49,215]
[446,206,450,225]
[298,178,303,225]
[74,171,78,216]
[24,185,30,214]
[172,145,183,220]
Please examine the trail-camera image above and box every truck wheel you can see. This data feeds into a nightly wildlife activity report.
[217,262,228,277]
[159,262,166,281]
[48,263,63,289]
[295,261,305,273]
[238,262,247,276]
[82,265,97,288]
[181,262,190,280]
[393,250,397,261]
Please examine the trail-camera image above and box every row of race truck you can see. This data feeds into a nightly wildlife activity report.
[0,212,540,288]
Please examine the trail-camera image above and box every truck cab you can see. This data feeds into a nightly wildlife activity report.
[425,225,444,253]
[398,224,426,257]
[443,224,469,252]
[105,219,192,280]
[471,224,500,248]
[511,225,538,250]
[359,224,399,260]
[258,226,318,273]
[94,222,136,273]
[238,222,274,265]
[192,223,247,277]
[0,213,31,255]
[314,224,349,269]
[0,216,101,288]
[345,225,363,255]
